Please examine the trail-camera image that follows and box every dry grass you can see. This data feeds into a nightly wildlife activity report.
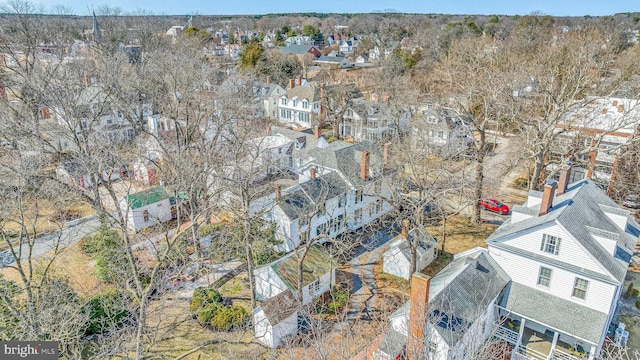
[0,241,103,297]
[426,215,498,254]
[1,201,94,237]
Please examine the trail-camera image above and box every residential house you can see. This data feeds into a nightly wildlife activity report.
[278,44,321,61]
[355,54,368,64]
[372,247,510,360]
[252,78,287,120]
[278,79,320,128]
[341,97,409,142]
[56,158,125,189]
[339,39,355,55]
[285,35,314,46]
[119,186,172,232]
[383,225,438,280]
[549,96,639,192]
[487,164,639,359]
[254,245,336,305]
[260,128,395,252]
[314,56,350,69]
[413,104,473,157]
[253,289,299,348]
[133,159,159,186]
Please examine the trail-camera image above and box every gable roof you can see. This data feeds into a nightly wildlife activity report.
[124,186,169,209]
[278,44,318,55]
[260,289,298,325]
[284,85,320,102]
[487,179,636,283]
[387,227,437,262]
[269,246,336,291]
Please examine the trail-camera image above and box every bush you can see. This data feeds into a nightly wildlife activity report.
[626,283,635,298]
[84,291,128,335]
[633,289,639,298]
[198,223,224,237]
[328,288,349,312]
[209,305,248,331]
[190,287,223,312]
[635,299,640,309]
[196,303,222,324]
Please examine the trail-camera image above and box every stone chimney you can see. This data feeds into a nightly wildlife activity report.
[408,273,431,360]
[314,125,321,139]
[539,179,558,216]
[401,219,410,240]
[383,143,391,170]
[275,183,281,201]
[266,76,271,85]
[310,167,316,180]
[361,151,370,180]
[556,162,572,196]
[289,79,295,89]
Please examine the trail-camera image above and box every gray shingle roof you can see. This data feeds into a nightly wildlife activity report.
[277,171,350,220]
[497,282,607,344]
[278,44,318,55]
[487,179,636,283]
[378,329,407,356]
[261,289,298,325]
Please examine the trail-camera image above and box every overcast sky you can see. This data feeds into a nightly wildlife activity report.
[5,0,638,16]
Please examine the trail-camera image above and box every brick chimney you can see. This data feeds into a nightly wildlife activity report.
[275,183,281,201]
[618,104,624,112]
[383,142,391,170]
[310,167,316,180]
[602,108,608,114]
[372,93,379,103]
[298,76,303,86]
[314,125,321,139]
[289,79,295,89]
[539,179,557,216]
[401,219,410,240]
[361,151,370,180]
[408,273,431,360]
[613,100,618,107]
[83,75,91,86]
[266,76,271,85]
[556,162,572,196]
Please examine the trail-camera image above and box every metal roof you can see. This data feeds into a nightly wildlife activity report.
[123,186,168,209]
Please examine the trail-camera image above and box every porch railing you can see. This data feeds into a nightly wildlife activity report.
[495,325,519,345]
[552,348,581,360]
[513,345,548,360]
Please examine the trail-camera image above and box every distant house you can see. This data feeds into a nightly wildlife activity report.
[252,79,287,120]
[133,159,159,186]
[253,289,299,348]
[355,54,368,64]
[254,245,336,305]
[278,80,320,128]
[412,104,473,157]
[314,56,350,69]
[278,44,321,61]
[341,97,409,142]
[119,186,172,232]
[56,158,124,189]
[383,226,438,280]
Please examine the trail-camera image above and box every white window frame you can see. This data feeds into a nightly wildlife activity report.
[572,277,589,300]
[541,234,561,255]
[537,266,552,288]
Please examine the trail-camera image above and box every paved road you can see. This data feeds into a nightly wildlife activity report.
[0,217,99,267]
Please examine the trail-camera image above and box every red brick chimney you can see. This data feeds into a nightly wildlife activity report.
[297,76,303,86]
[310,167,316,180]
[266,76,271,85]
[361,151,370,180]
[539,179,557,216]
[314,125,321,139]
[289,79,295,89]
[408,273,431,360]
[83,75,91,86]
[556,162,572,196]
[383,143,391,170]
[275,183,281,201]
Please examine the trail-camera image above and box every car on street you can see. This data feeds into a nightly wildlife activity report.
[480,198,510,215]
[623,194,640,209]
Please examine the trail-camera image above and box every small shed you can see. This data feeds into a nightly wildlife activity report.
[119,186,172,232]
[383,226,437,280]
[253,289,299,348]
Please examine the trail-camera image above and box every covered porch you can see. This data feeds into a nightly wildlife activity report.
[494,313,596,360]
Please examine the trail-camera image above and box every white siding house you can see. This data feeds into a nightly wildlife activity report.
[119,186,172,232]
[253,289,298,348]
[254,246,336,305]
[487,164,639,359]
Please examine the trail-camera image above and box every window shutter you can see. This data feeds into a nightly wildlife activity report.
[540,234,546,251]
[555,239,561,255]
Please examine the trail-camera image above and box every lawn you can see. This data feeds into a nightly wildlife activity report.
[425,215,498,254]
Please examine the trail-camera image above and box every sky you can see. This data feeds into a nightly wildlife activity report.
[8,0,640,17]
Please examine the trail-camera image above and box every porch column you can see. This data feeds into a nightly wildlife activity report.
[550,331,559,358]
[588,345,596,360]
[516,318,526,348]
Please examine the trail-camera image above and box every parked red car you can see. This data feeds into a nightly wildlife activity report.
[480,198,510,215]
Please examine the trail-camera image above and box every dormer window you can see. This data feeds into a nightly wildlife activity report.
[540,234,561,255]
[293,99,298,107]
[281,98,287,105]
[302,101,308,109]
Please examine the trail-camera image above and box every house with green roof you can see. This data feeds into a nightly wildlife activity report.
[119,186,172,232]
[254,245,336,305]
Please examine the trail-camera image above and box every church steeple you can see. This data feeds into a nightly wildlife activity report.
[92,10,101,43]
